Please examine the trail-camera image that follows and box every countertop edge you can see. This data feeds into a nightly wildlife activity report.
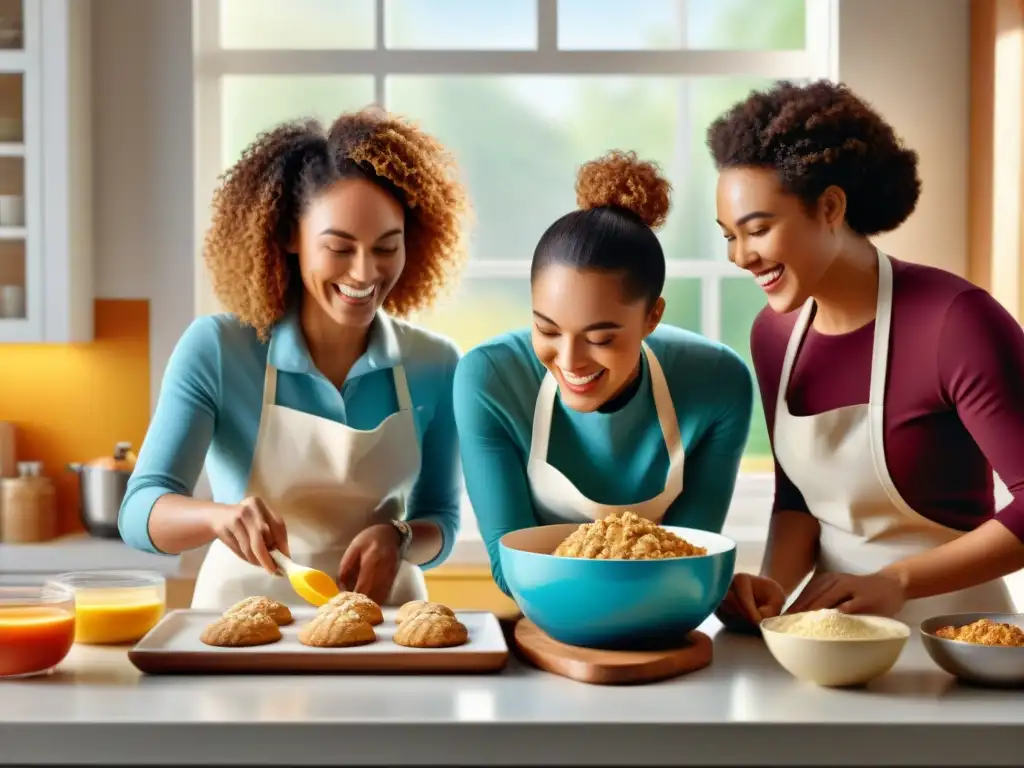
[1,722,1021,766]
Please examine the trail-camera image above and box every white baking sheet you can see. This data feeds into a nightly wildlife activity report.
[128,607,509,674]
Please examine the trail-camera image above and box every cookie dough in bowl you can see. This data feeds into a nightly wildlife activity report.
[499,513,735,650]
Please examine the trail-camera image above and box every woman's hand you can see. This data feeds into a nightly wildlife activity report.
[787,571,906,617]
[210,496,290,574]
[715,573,786,632]
[337,524,402,605]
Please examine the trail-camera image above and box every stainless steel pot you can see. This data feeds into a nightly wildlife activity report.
[68,442,135,539]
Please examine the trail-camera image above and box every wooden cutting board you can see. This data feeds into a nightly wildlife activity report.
[513,618,713,685]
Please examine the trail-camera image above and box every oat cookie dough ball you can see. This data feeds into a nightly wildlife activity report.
[318,591,384,625]
[393,613,468,648]
[224,595,293,626]
[200,611,282,647]
[396,600,455,624]
[298,609,377,648]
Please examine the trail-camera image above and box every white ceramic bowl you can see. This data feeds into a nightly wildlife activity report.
[760,612,911,687]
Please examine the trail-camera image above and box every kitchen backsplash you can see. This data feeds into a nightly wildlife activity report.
[0,299,150,534]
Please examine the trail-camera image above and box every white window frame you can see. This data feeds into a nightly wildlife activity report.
[192,0,839,561]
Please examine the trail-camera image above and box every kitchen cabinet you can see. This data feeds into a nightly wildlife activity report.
[0,0,93,343]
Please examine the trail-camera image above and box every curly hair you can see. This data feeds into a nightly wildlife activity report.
[576,150,672,230]
[203,107,470,340]
[532,150,672,307]
[705,79,921,236]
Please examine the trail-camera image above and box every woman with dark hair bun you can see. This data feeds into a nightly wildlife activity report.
[709,79,1024,630]
[453,150,754,596]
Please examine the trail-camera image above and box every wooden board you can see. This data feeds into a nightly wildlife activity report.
[128,607,509,675]
[513,618,712,685]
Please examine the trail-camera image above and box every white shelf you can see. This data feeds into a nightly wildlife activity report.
[0,50,26,72]
[0,225,26,239]
[0,317,34,341]
[0,0,94,344]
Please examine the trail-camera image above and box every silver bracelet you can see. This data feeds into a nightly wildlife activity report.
[391,519,412,560]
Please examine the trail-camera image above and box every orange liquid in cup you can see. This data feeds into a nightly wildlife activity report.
[0,607,76,677]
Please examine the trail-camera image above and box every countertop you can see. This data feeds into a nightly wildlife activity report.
[0,617,1020,766]
[0,534,182,578]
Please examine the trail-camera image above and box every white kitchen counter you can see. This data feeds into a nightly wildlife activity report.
[0,617,1020,766]
[0,534,182,579]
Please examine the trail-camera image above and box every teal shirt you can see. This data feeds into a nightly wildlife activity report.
[452,326,754,595]
[119,309,462,570]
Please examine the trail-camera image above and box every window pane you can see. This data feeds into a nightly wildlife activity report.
[412,276,704,358]
[409,277,532,355]
[688,77,792,261]
[386,75,778,264]
[385,0,536,49]
[558,0,805,51]
[221,76,376,169]
[720,277,769,459]
[219,0,375,50]
[661,278,701,333]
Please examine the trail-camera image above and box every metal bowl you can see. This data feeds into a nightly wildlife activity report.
[498,524,736,650]
[919,612,1024,688]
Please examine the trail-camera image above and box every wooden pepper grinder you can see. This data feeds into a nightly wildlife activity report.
[0,461,57,542]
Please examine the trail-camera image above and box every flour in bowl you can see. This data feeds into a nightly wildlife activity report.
[772,609,902,640]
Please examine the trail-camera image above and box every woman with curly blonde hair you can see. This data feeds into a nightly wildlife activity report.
[452,151,754,596]
[119,108,470,609]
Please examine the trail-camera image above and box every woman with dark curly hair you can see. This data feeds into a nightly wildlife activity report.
[119,108,470,609]
[709,80,1023,630]
[453,151,754,596]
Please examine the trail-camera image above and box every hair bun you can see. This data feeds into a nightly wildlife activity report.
[575,150,672,230]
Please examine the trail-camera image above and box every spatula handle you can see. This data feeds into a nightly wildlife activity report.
[270,550,294,575]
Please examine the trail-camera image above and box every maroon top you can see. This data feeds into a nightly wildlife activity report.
[751,256,1024,542]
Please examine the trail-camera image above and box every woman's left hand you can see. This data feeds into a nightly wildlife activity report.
[787,571,907,617]
[337,524,402,604]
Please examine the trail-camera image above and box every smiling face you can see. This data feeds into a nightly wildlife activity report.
[531,264,664,413]
[715,167,844,314]
[293,176,406,328]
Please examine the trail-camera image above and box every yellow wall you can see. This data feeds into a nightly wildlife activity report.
[0,300,151,534]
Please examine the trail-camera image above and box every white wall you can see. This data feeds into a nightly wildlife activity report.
[91,0,193,411]
[837,0,970,276]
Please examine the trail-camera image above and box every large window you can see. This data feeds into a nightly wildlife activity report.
[194,0,836,478]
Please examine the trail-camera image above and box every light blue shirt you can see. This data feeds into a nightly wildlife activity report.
[452,326,754,595]
[119,309,462,569]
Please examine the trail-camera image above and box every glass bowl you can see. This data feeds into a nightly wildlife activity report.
[0,583,76,678]
[52,571,166,645]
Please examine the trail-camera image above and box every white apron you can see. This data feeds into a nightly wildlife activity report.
[190,354,428,610]
[527,343,685,524]
[773,247,1014,626]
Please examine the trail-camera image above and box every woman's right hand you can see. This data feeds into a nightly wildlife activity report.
[715,573,786,633]
[209,496,289,575]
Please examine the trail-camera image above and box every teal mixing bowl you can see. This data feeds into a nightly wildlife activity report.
[499,523,736,650]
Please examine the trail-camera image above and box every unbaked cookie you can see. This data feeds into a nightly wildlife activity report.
[298,609,376,648]
[396,600,455,624]
[392,613,468,648]
[200,611,282,647]
[224,595,293,626]
[317,591,383,625]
